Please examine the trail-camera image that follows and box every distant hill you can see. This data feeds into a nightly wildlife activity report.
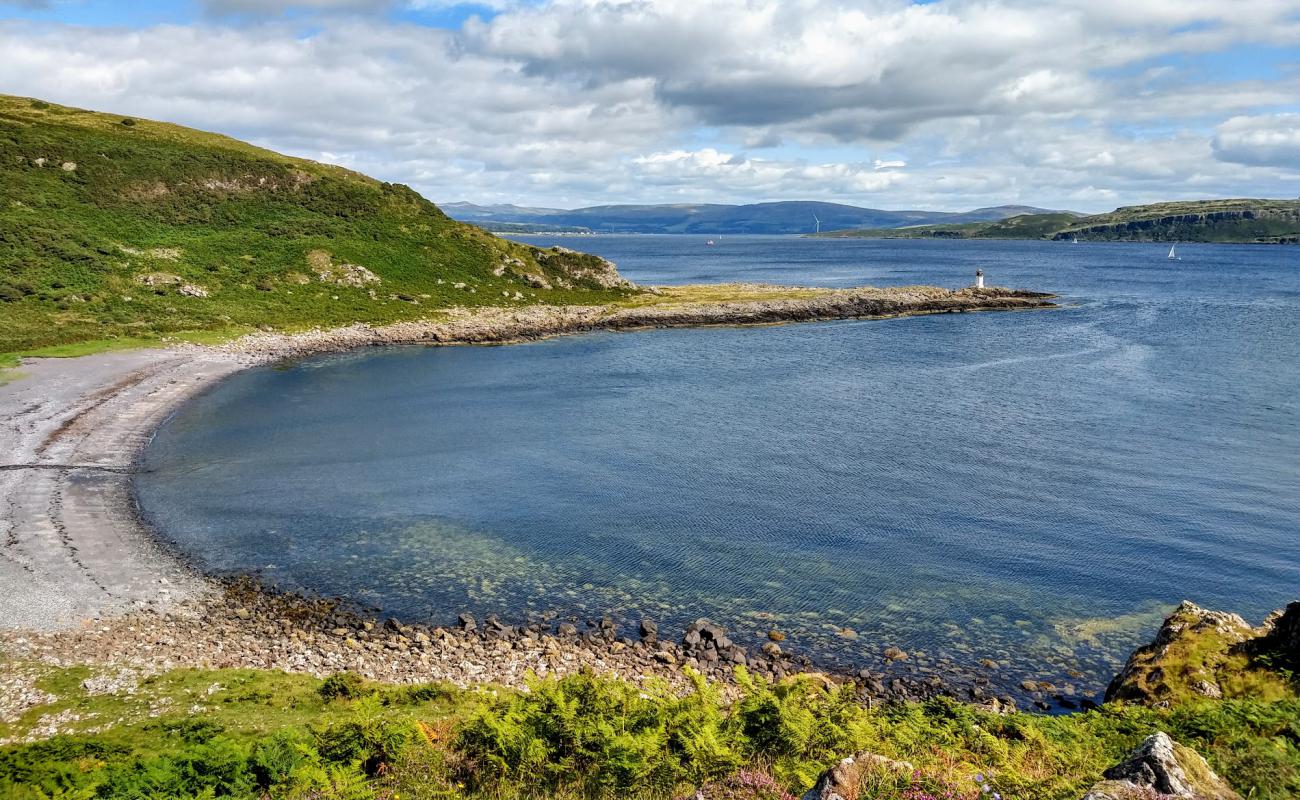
[0,95,636,353]
[442,200,1068,235]
[818,200,1300,243]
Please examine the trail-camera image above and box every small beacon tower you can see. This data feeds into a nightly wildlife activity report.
[975,269,985,289]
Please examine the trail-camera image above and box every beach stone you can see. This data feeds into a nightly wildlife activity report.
[639,618,658,640]
[457,613,476,632]
[556,622,578,637]
[883,646,908,662]
[768,630,785,642]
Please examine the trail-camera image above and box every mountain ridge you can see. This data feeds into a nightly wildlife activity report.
[442,199,1074,234]
[814,199,1300,243]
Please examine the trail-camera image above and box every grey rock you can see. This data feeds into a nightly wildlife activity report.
[801,752,914,800]
[1081,732,1241,800]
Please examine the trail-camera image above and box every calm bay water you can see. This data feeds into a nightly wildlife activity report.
[136,237,1300,699]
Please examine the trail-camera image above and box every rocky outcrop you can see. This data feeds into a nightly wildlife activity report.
[1104,601,1255,705]
[1080,733,1240,800]
[308,249,381,287]
[531,246,633,290]
[1105,600,1298,706]
[800,752,914,800]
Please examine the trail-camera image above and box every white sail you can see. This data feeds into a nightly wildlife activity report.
[1168,244,1176,259]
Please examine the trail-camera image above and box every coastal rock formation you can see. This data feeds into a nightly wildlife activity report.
[1104,599,1300,707]
[1105,601,1257,705]
[1080,733,1241,800]
[800,752,914,800]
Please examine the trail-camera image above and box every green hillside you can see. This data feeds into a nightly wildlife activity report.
[1053,199,1300,242]
[0,95,637,354]
[818,201,1300,243]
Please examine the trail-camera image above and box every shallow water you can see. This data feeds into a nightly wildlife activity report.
[136,237,1300,701]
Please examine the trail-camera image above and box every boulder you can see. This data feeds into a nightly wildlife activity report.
[800,751,914,800]
[1080,732,1240,800]
[639,618,658,641]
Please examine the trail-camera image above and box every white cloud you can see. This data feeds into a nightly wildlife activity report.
[201,0,395,13]
[1213,114,1300,170]
[0,1,1298,210]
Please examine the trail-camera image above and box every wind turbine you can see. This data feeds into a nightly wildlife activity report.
[812,212,821,234]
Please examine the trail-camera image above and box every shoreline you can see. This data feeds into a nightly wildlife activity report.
[0,284,1056,706]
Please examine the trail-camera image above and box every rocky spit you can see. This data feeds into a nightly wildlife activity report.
[198,284,1056,362]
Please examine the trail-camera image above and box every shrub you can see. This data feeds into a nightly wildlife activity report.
[320,671,366,701]
[455,669,740,797]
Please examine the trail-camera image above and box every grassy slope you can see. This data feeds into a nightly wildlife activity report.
[1,663,1295,800]
[817,202,1300,243]
[0,95,638,354]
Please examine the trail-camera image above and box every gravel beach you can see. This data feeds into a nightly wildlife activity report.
[1,286,1053,705]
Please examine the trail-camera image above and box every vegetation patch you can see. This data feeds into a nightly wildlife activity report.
[0,94,640,355]
[1,661,1296,799]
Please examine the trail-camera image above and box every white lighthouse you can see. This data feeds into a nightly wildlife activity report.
[975,269,985,289]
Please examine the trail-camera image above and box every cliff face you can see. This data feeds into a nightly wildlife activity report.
[1053,206,1300,243]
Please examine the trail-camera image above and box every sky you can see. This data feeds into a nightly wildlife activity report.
[2,0,1300,212]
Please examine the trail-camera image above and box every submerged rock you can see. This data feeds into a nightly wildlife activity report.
[883,646,908,662]
[1080,732,1241,800]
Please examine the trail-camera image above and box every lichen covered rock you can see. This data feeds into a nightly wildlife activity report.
[1081,732,1240,800]
[800,751,914,800]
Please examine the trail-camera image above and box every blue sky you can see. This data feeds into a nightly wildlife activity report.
[2,0,1299,211]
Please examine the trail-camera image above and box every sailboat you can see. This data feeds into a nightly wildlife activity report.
[1072,236,1079,244]
[1167,243,1180,260]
